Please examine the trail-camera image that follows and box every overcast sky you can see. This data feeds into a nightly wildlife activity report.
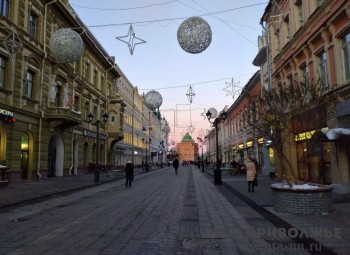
[69,0,268,147]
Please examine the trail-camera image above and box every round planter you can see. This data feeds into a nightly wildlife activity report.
[271,183,333,214]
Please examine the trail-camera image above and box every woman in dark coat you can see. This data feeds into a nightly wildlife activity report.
[125,161,134,188]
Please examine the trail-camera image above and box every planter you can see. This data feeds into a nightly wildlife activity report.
[271,183,333,215]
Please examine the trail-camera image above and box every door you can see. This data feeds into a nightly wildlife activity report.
[48,138,56,177]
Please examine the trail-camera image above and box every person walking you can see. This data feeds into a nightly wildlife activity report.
[230,157,238,175]
[245,154,257,192]
[124,160,134,188]
[173,158,179,175]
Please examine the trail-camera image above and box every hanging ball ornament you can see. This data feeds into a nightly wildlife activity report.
[162,125,171,134]
[177,16,212,54]
[207,108,218,119]
[49,28,84,63]
[144,90,163,110]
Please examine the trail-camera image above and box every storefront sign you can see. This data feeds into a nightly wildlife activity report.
[336,99,350,117]
[258,138,264,144]
[238,144,244,149]
[83,130,107,140]
[0,108,14,117]
[246,141,253,147]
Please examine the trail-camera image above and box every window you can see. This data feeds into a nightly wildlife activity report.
[318,51,328,90]
[295,0,304,27]
[84,62,89,80]
[300,64,309,90]
[0,56,6,88]
[54,85,61,107]
[26,70,34,98]
[29,11,37,38]
[74,95,80,112]
[85,102,90,121]
[283,15,290,41]
[93,106,98,122]
[342,32,350,81]
[0,0,9,17]
[93,70,98,87]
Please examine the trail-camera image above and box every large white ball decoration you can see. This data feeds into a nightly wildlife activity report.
[207,108,218,119]
[49,29,84,63]
[144,90,163,110]
[177,16,212,54]
[162,125,171,134]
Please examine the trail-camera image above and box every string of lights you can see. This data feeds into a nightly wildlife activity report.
[141,72,253,91]
[70,0,178,11]
[78,2,268,28]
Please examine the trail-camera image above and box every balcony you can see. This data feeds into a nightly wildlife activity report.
[253,34,268,67]
[46,107,83,130]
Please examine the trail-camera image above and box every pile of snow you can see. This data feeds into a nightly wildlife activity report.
[271,183,321,190]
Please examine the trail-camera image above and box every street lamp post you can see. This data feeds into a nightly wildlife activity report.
[88,112,109,184]
[142,137,152,171]
[197,137,205,172]
[206,109,227,185]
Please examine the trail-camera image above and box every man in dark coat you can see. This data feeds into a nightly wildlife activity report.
[124,160,134,188]
[173,158,179,175]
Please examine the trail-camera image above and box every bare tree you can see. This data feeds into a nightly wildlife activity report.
[248,77,329,186]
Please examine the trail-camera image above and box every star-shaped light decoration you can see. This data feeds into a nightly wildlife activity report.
[223,78,240,99]
[200,108,207,120]
[2,29,23,57]
[186,85,195,104]
[187,124,196,134]
[116,25,146,55]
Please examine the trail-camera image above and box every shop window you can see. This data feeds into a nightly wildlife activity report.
[21,133,29,179]
[341,32,350,81]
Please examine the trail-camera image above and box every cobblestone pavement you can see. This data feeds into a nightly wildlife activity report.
[0,166,349,254]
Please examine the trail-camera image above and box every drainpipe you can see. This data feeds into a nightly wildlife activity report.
[36,0,58,180]
[104,62,114,168]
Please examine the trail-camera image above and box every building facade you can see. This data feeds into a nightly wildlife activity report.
[255,0,350,192]
[0,0,127,181]
[177,132,198,162]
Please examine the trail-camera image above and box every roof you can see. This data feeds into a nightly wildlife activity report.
[181,132,193,142]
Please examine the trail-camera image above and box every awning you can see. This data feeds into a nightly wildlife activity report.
[322,128,350,141]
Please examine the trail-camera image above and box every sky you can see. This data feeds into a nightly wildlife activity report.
[68,0,268,148]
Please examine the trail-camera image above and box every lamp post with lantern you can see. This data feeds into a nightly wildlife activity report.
[197,137,205,172]
[206,108,227,185]
[88,112,109,184]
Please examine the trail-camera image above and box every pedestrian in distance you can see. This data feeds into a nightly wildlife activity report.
[124,160,134,188]
[245,154,257,192]
[230,157,238,175]
[173,158,179,175]
[251,154,259,187]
